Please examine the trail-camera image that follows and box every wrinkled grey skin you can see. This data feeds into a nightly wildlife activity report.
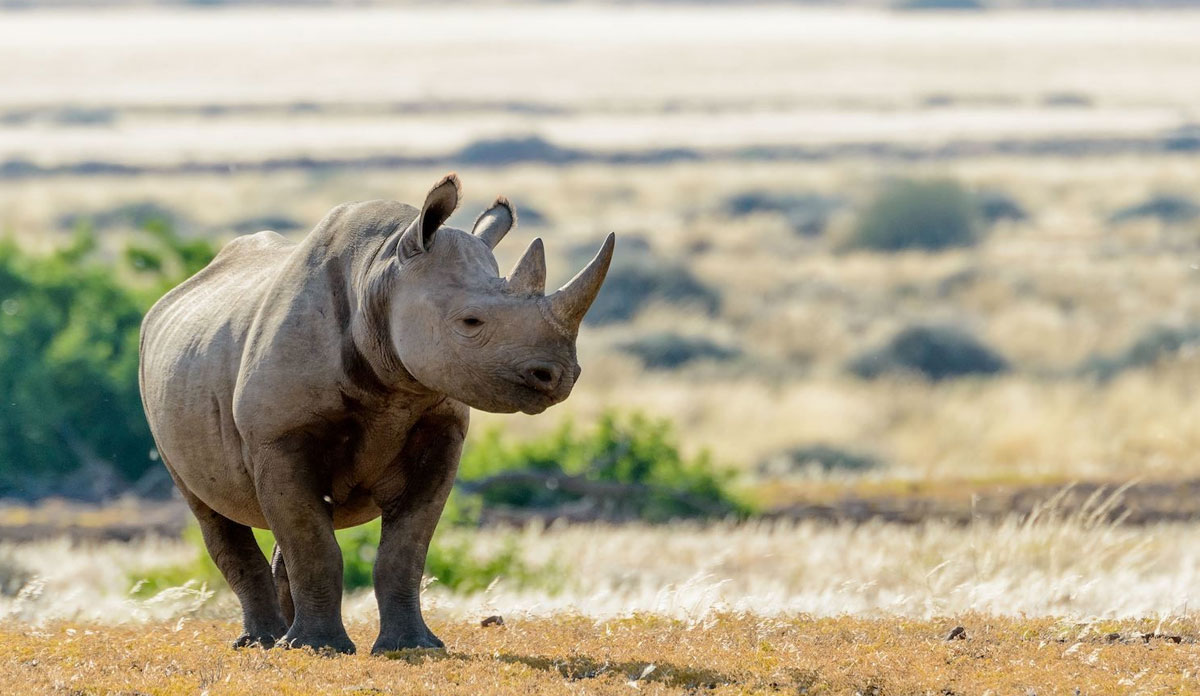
[138,174,614,654]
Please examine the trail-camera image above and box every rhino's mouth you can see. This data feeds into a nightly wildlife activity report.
[504,379,566,415]
[515,386,560,414]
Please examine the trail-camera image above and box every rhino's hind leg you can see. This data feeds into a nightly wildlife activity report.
[369,413,464,654]
[170,471,287,648]
[270,544,295,628]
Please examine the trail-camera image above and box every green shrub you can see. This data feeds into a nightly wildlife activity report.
[850,178,982,252]
[457,412,749,522]
[0,222,215,498]
[849,324,1008,381]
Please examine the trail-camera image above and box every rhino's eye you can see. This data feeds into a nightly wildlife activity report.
[462,317,483,328]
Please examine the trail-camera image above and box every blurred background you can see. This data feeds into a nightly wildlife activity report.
[2,0,1200,623]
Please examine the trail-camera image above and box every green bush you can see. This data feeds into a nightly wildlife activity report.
[850,178,982,252]
[0,221,214,498]
[457,412,749,523]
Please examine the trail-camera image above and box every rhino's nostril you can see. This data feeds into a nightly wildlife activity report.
[522,362,562,393]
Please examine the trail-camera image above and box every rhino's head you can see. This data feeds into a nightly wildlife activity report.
[383,174,614,415]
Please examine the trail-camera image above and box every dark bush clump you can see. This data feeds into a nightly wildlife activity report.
[849,178,982,252]
[849,324,1009,381]
[1041,92,1093,108]
[573,239,720,324]
[758,444,882,477]
[1080,324,1200,382]
[231,214,303,234]
[975,190,1029,224]
[57,201,183,232]
[454,135,583,166]
[722,191,843,236]
[516,204,550,227]
[892,0,985,9]
[1108,194,1200,225]
[588,263,720,324]
[618,333,740,370]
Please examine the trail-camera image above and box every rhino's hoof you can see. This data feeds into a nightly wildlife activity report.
[371,630,444,655]
[277,632,357,655]
[232,632,280,649]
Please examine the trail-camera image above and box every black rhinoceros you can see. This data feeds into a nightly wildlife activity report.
[139,174,614,654]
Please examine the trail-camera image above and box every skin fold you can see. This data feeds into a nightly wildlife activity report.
[138,173,614,654]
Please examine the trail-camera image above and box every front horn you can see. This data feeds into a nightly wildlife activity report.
[549,233,615,330]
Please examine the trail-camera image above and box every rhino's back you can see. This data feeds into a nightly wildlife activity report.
[141,229,295,394]
[139,230,297,522]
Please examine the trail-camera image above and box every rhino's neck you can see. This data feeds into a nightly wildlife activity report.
[348,257,421,398]
[306,201,438,403]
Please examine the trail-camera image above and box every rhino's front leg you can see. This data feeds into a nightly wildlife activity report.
[254,445,355,654]
[370,413,464,654]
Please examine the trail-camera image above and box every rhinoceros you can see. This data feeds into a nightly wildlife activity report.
[138,173,614,654]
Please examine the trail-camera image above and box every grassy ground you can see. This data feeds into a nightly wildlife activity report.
[4,614,1200,695]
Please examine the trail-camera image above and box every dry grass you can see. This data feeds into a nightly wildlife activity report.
[8,514,1200,624]
[5,613,1200,695]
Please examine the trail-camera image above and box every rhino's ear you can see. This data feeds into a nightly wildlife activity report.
[399,173,461,262]
[472,196,517,250]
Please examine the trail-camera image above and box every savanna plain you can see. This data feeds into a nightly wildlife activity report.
[3,3,1200,693]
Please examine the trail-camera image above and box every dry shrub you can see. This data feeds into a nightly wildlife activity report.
[850,178,982,252]
[849,324,1009,381]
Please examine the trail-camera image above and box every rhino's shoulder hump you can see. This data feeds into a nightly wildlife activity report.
[318,199,419,240]
[213,229,293,264]
[142,230,294,337]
